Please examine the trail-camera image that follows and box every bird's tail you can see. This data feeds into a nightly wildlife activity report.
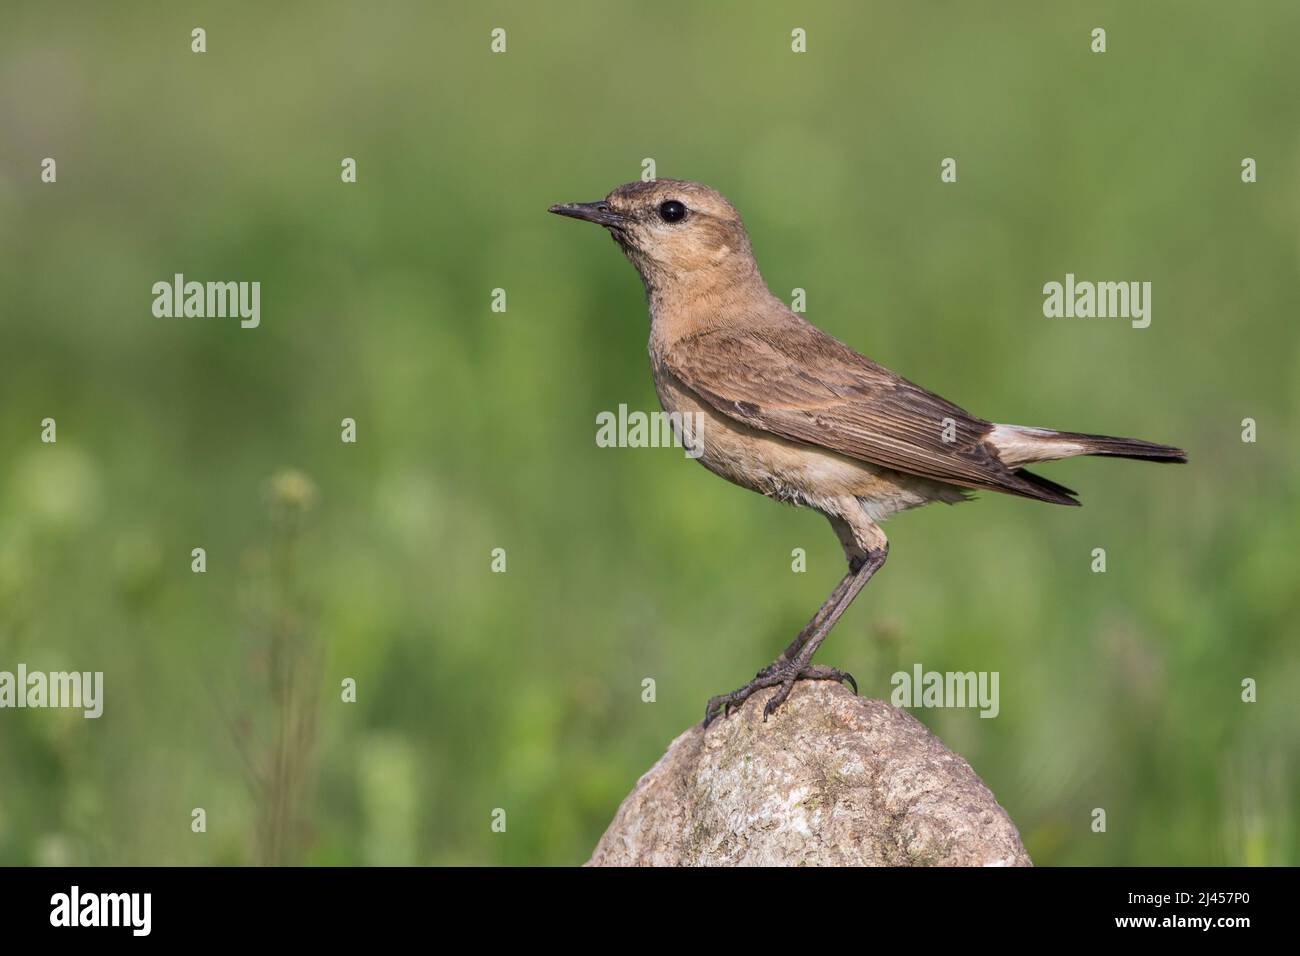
[988,424,1188,467]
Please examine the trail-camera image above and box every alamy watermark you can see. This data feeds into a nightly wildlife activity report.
[0,664,103,718]
[1043,273,1150,328]
[891,664,999,718]
[596,404,704,458]
[151,273,260,328]
[50,886,150,936]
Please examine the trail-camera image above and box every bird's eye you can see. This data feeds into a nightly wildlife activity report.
[658,200,687,223]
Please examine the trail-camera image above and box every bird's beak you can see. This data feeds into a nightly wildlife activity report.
[548,201,626,229]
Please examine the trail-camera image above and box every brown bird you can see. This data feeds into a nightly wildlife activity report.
[550,179,1186,726]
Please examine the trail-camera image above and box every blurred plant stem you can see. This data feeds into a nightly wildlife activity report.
[237,469,322,866]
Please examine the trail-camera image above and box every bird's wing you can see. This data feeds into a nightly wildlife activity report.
[658,322,1079,505]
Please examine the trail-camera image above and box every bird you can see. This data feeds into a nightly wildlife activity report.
[550,179,1187,727]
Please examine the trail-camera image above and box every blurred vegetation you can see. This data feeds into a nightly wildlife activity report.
[0,1,1297,866]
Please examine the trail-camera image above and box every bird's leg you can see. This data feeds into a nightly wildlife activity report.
[704,524,889,726]
[758,545,888,719]
[757,511,873,675]
[754,569,855,679]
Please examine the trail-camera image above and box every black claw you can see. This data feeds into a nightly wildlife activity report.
[703,695,734,727]
[706,664,858,725]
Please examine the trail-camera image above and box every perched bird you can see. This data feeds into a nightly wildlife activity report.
[550,179,1186,726]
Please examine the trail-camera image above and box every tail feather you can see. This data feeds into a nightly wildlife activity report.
[1054,430,1188,463]
[1012,469,1081,507]
[988,423,1188,466]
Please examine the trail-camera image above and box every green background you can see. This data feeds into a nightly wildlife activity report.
[1,1,1296,866]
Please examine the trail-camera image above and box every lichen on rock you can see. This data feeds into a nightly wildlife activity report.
[588,681,1031,867]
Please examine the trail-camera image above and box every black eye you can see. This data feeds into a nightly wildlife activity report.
[658,200,687,223]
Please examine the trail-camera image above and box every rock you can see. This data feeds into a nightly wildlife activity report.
[588,681,1030,867]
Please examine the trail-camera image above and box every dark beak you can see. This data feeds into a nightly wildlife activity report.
[548,200,626,229]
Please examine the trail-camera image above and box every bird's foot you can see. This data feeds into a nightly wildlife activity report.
[703,663,856,727]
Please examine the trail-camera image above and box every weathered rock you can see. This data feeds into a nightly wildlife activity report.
[588,681,1030,866]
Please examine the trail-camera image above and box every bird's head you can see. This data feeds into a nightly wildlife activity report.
[550,179,756,291]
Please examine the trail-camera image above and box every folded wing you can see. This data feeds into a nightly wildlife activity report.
[658,322,1080,506]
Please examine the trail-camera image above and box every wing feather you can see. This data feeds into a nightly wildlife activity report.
[658,322,1078,505]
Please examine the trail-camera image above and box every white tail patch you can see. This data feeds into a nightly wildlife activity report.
[987,424,1088,466]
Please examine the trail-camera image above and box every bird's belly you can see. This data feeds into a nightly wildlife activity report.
[653,373,955,520]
